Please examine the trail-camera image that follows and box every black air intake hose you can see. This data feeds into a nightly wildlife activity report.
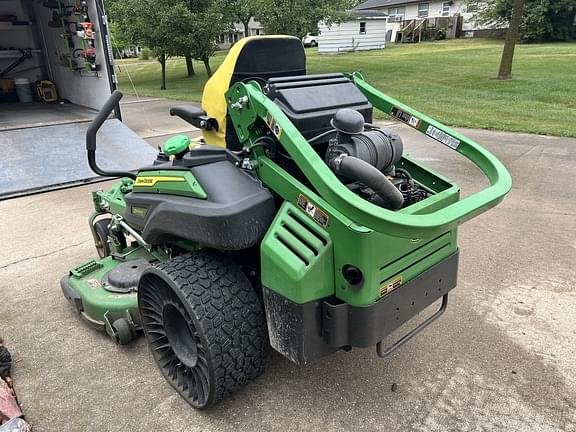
[330,155,404,210]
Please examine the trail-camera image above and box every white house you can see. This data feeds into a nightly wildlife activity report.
[354,0,507,38]
[318,10,388,54]
[217,18,265,49]
[355,0,466,21]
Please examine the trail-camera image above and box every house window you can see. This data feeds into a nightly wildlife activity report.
[418,3,429,17]
[359,21,367,34]
[442,1,451,16]
[388,6,405,22]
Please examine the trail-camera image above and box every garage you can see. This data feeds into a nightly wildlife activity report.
[0,0,156,199]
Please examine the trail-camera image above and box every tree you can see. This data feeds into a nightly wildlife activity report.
[251,0,358,38]
[108,21,130,58]
[191,1,232,77]
[110,0,229,87]
[185,56,195,77]
[110,0,179,89]
[226,0,257,37]
[497,0,525,79]
[471,0,576,43]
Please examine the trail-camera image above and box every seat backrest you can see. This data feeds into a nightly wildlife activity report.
[201,36,306,149]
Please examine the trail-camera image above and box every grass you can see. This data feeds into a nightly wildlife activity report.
[116,39,576,137]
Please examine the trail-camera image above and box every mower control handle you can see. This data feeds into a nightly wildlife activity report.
[86,90,137,180]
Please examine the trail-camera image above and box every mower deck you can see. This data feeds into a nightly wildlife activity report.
[60,250,150,344]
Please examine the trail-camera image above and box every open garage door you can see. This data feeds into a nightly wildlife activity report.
[0,119,157,199]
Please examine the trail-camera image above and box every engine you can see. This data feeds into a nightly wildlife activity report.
[265,73,430,211]
[325,109,429,210]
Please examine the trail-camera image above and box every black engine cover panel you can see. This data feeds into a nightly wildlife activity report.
[266,73,373,141]
[124,161,275,250]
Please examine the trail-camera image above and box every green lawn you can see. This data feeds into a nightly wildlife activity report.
[116,39,576,137]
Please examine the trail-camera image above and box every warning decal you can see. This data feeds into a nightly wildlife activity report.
[425,125,461,150]
[380,275,403,297]
[297,194,329,228]
[265,113,283,139]
[390,106,421,128]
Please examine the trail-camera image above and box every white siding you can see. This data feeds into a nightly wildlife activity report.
[318,20,387,54]
[217,18,264,49]
[367,0,491,31]
[373,0,466,19]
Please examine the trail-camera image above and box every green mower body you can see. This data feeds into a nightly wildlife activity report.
[61,36,511,408]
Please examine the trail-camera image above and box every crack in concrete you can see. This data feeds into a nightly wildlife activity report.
[0,241,89,270]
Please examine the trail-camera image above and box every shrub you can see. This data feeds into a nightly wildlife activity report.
[140,47,151,60]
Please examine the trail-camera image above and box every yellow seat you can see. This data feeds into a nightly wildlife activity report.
[201,36,306,150]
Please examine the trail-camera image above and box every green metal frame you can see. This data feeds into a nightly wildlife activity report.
[227,73,511,306]
[227,73,512,239]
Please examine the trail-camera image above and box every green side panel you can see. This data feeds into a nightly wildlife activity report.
[257,157,459,306]
[332,228,458,305]
[133,170,207,199]
[261,202,334,304]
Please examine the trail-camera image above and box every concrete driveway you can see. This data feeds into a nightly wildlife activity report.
[1,99,575,432]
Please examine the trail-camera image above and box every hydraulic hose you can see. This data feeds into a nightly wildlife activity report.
[330,155,404,210]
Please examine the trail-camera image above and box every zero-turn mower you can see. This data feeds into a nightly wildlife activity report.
[61,36,511,408]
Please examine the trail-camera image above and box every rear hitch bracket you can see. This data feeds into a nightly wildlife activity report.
[376,294,448,357]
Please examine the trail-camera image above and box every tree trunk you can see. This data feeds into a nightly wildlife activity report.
[159,53,167,90]
[497,0,525,80]
[243,19,251,38]
[185,54,195,77]
[203,57,212,77]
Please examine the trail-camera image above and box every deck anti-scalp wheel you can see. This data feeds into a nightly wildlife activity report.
[138,250,268,409]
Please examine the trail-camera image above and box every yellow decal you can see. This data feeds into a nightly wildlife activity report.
[266,113,283,139]
[134,176,185,187]
[297,194,329,228]
[380,275,403,297]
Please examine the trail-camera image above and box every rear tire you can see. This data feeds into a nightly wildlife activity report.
[138,250,268,409]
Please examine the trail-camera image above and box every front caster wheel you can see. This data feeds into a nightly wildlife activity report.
[93,218,127,258]
[111,318,136,345]
[138,250,268,409]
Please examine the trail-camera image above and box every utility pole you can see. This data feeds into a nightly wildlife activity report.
[497,0,525,80]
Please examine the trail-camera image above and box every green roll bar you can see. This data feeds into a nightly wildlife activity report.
[227,74,512,239]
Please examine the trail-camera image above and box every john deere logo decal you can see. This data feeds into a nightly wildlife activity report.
[134,176,185,187]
